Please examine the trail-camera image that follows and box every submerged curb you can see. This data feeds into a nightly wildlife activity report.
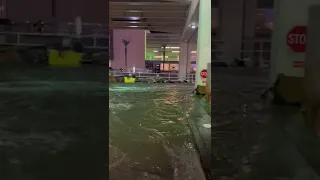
[187,97,211,179]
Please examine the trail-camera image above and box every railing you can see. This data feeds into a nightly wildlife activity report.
[0,22,108,35]
[0,31,109,50]
[212,38,271,67]
[110,71,196,83]
[241,39,271,66]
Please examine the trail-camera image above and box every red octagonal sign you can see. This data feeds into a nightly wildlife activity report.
[287,26,307,53]
[200,69,207,78]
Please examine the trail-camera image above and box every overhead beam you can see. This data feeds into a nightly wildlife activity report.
[109,2,190,6]
[147,43,180,46]
[110,25,182,29]
[180,0,199,40]
[110,22,185,26]
[109,27,182,33]
[110,10,186,13]
[147,38,180,40]
[147,41,181,44]
[110,16,186,20]
[147,33,180,36]
[111,21,185,24]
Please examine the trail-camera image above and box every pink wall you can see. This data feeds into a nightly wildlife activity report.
[6,0,108,24]
[112,29,146,69]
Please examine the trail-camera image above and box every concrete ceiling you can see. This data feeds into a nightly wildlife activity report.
[109,0,273,50]
[109,0,190,49]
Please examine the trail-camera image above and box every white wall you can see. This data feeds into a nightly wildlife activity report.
[207,63,211,90]
[270,0,320,83]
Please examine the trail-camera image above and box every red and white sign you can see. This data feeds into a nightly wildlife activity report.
[200,69,207,78]
[287,26,307,53]
[292,61,304,68]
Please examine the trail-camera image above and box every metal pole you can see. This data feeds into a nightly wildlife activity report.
[162,45,166,72]
[240,0,247,60]
[185,42,189,79]
[51,0,57,32]
[51,0,56,18]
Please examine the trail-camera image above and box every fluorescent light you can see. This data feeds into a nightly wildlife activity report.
[154,56,168,58]
[172,51,180,53]
[161,47,180,49]
[128,26,138,28]
[128,17,140,20]
[191,51,197,53]
[153,50,158,52]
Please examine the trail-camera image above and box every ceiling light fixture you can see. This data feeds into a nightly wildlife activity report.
[161,47,179,49]
[128,26,138,28]
[172,51,180,53]
[153,50,158,52]
[128,17,140,20]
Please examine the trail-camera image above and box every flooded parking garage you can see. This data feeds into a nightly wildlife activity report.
[2,66,319,180]
[0,67,208,180]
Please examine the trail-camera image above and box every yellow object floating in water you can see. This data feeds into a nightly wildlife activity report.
[48,49,82,67]
[124,77,136,83]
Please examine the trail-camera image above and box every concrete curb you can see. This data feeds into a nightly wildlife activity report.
[187,97,211,178]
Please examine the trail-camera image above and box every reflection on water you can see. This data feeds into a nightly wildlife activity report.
[109,84,206,180]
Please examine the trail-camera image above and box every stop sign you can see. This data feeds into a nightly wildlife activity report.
[287,26,307,52]
[200,69,207,78]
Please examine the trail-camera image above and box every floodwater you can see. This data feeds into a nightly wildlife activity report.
[212,68,320,180]
[109,84,206,180]
[212,68,272,180]
[0,67,109,180]
[0,67,207,180]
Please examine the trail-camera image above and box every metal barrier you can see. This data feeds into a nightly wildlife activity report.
[212,38,271,67]
[110,71,196,83]
[0,31,108,50]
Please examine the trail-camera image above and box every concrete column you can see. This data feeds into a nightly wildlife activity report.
[270,0,320,84]
[179,42,188,81]
[219,0,256,63]
[187,42,197,73]
[195,0,211,87]
[305,5,320,104]
[219,0,243,63]
[75,16,82,38]
[0,25,6,44]
[243,0,257,39]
